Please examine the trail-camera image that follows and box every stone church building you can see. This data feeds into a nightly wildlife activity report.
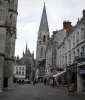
[21,44,35,80]
[0,0,18,91]
[36,3,50,79]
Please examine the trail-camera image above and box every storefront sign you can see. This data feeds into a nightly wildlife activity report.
[79,70,85,74]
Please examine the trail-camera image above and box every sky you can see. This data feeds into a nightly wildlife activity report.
[15,0,85,58]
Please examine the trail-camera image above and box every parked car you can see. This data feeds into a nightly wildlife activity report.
[25,79,31,84]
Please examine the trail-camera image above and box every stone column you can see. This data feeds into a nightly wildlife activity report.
[4,59,14,89]
[4,33,15,89]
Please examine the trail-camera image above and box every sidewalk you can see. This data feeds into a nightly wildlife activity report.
[56,86,85,100]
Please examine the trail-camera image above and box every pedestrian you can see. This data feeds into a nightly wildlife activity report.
[44,78,47,85]
[33,78,36,86]
[68,83,75,96]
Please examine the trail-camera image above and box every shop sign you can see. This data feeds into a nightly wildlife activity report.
[79,70,85,74]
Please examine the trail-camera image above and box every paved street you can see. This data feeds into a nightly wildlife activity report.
[0,83,85,100]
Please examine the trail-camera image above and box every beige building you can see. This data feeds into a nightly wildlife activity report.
[0,0,18,91]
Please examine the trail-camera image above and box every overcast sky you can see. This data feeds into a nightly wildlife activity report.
[15,0,85,58]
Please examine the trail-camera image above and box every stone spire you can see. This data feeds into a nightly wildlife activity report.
[23,50,24,56]
[25,42,28,53]
[39,2,49,32]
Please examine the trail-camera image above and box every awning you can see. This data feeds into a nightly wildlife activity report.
[53,69,66,78]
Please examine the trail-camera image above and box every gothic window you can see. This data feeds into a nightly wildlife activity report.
[41,47,43,57]
[43,35,46,42]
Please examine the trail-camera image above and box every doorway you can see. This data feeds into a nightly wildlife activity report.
[82,75,85,91]
[3,77,8,88]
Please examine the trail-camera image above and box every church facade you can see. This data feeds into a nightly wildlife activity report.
[0,0,18,91]
[36,3,50,79]
[21,44,35,81]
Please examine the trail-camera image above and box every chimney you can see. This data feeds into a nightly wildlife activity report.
[63,21,72,31]
[83,10,85,17]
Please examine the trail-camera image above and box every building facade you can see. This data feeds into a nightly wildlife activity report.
[0,0,18,91]
[36,3,50,79]
[54,10,85,91]
[13,57,26,81]
[21,44,35,81]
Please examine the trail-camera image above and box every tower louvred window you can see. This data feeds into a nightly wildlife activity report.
[43,35,46,42]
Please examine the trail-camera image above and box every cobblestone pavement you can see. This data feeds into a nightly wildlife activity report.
[0,83,85,100]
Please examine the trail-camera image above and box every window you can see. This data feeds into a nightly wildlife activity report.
[65,56,67,65]
[16,71,18,75]
[73,35,75,45]
[81,28,84,40]
[19,71,21,75]
[41,47,43,57]
[77,49,79,57]
[69,54,71,64]
[81,46,84,55]
[43,35,46,42]
[73,51,75,61]
[39,41,41,44]
[19,67,21,70]
[76,32,79,43]
[22,71,24,75]
[22,67,24,70]
[68,39,71,49]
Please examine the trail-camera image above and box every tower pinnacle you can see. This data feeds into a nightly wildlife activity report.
[25,42,28,53]
[39,2,49,32]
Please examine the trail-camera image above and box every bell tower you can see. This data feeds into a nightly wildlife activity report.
[36,3,50,78]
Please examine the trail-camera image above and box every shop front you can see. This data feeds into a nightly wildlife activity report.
[77,64,85,92]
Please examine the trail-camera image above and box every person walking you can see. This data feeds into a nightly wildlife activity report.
[68,83,75,96]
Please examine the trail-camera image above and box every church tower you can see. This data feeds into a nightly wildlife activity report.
[4,0,18,89]
[36,3,50,78]
[0,0,8,91]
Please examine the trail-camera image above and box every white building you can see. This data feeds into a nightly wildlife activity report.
[13,65,26,79]
[53,10,85,92]
[13,57,26,80]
